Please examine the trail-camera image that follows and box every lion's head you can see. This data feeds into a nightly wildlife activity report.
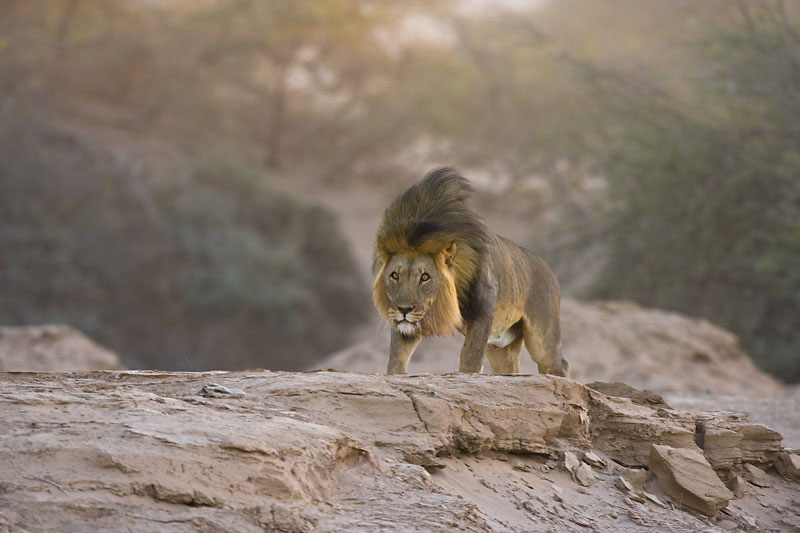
[372,168,488,337]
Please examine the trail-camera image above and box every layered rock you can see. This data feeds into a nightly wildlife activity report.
[0,371,795,532]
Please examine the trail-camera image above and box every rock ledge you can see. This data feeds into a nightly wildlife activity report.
[0,371,796,532]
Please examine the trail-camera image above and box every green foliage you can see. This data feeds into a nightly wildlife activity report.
[0,121,369,370]
[590,4,800,381]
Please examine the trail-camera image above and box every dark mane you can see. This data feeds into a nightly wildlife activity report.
[376,167,488,256]
[374,167,489,321]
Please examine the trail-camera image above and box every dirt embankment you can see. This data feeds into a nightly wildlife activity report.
[1,371,798,532]
[0,325,123,372]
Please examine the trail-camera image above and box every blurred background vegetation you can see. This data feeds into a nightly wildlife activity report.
[0,0,798,379]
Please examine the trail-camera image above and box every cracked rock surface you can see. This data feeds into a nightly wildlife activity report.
[1,371,798,532]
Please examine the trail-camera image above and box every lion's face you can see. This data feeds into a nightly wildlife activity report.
[382,253,443,337]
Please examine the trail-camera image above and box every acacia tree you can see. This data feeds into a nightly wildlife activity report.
[160,0,440,178]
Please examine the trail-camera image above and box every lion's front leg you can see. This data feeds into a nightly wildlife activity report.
[458,314,493,373]
[458,270,497,373]
[387,329,421,374]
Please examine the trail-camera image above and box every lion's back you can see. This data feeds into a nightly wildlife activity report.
[490,234,560,314]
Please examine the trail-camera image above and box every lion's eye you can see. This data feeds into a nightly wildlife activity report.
[420,273,430,282]
[390,272,399,280]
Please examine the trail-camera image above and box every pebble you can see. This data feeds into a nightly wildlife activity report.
[643,491,667,508]
[569,516,594,528]
[628,511,648,526]
[201,383,245,398]
[563,451,581,475]
[581,450,605,467]
[522,501,538,514]
[629,492,646,504]
[741,515,757,527]
[615,476,634,493]
[575,463,595,487]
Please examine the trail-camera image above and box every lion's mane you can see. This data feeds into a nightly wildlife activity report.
[372,168,489,336]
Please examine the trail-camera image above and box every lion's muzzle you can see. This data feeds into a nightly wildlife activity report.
[390,305,425,337]
[396,320,418,337]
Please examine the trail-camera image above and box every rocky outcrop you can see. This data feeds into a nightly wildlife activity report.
[320,298,782,397]
[649,445,734,516]
[693,416,783,483]
[0,371,796,532]
[0,325,123,371]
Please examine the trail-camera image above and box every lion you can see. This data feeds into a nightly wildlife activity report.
[372,168,570,376]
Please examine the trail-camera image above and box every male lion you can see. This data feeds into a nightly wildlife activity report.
[372,168,570,376]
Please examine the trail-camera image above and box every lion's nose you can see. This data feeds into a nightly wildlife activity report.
[397,305,415,314]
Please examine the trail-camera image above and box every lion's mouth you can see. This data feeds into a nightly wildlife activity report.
[396,320,419,337]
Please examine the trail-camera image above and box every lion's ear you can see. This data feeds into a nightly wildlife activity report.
[443,242,457,267]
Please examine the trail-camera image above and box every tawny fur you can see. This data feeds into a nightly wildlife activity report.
[372,168,570,376]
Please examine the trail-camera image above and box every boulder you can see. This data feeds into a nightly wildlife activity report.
[649,444,734,516]
[742,463,772,488]
[574,463,595,487]
[727,474,746,498]
[620,467,648,491]
[774,450,800,480]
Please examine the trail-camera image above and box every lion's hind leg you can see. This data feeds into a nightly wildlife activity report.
[521,318,569,377]
[486,331,524,374]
